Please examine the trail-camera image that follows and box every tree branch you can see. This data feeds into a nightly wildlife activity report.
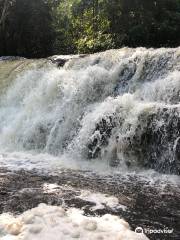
[0,0,10,26]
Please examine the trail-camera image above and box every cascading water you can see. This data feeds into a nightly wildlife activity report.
[0,47,180,175]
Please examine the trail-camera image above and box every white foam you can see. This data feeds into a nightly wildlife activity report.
[0,204,149,240]
[77,190,126,211]
[42,183,127,211]
[0,48,180,176]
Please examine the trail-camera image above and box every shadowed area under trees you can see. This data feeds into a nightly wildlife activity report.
[0,0,180,58]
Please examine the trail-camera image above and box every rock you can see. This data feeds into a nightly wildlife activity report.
[174,137,180,164]
[87,107,180,174]
[49,54,87,67]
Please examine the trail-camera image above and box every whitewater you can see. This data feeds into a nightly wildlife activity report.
[0,47,180,240]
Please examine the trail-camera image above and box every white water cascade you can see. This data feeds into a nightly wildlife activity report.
[0,48,180,174]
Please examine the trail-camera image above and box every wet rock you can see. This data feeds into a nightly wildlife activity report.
[49,54,87,67]
[133,107,180,174]
[87,107,180,174]
[87,115,117,159]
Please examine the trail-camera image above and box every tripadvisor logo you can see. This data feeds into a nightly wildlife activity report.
[135,227,144,234]
[135,226,174,235]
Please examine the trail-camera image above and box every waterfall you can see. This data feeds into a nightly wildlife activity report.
[0,47,179,174]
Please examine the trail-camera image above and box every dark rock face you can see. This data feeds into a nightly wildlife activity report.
[87,115,117,159]
[87,107,180,174]
[133,108,180,174]
[175,137,180,161]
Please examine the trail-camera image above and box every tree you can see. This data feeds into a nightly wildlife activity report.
[52,0,114,54]
[0,0,180,57]
[0,0,15,54]
[0,0,54,57]
[75,0,114,53]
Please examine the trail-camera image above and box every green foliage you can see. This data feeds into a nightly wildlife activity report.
[71,1,114,53]
[106,0,180,48]
[0,0,180,57]
[51,0,114,54]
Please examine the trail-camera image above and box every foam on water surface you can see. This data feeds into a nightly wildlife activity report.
[0,204,149,240]
[42,183,126,211]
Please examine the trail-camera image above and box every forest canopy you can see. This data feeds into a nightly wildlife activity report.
[0,0,180,58]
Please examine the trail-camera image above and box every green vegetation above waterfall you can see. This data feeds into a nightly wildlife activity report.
[0,0,180,58]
